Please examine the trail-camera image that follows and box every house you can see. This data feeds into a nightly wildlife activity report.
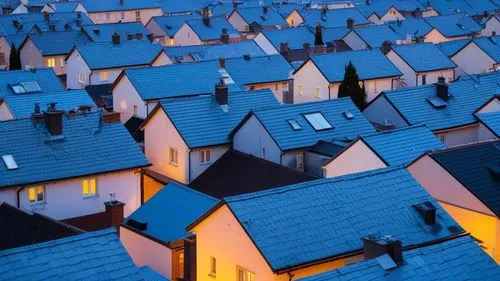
[41,1,87,14]
[253,26,316,59]
[120,182,218,280]
[19,30,91,76]
[286,7,369,28]
[146,14,201,45]
[408,140,500,261]
[112,59,242,122]
[363,72,500,146]
[477,111,500,138]
[164,40,265,63]
[384,43,456,87]
[81,22,150,43]
[189,149,318,199]
[142,87,278,184]
[0,228,168,281]
[0,110,150,222]
[0,89,96,120]
[438,36,500,78]
[80,0,163,25]
[342,24,407,50]
[321,125,445,178]
[232,98,376,172]
[0,34,26,69]
[11,0,47,14]
[481,14,500,36]
[228,6,287,35]
[321,26,352,51]
[187,166,464,281]
[174,16,242,46]
[293,49,402,103]
[423,14,482,43]
[297,236,500,281]
[66,39,169,89]
[355,0,426,24]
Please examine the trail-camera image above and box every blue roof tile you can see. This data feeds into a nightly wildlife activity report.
[473,36,500,62]
[388,18,433,38]
[0,68,64,98]
[477,110,500,137]
[150,14,201,37]
[425,14,482,37]
[350,24,405,48]
[27,30,91,56]
[157,0,211,14]
[2,34,27,49]
[356,0,425,17]
[260,26,315,50]
[297,7,369,28]
[0,12,93,35]
[0,111,149,188]
[224,166,463,271]
[391,43,456,72]
[233,6,287,27]
[164,40,265,62]
[126,182,218,243]
[81,0,161,13]
[224,54,293,86]
[183,16,240,41]
[322,26,349,41]
[436,38,470,56]
[82,22,150,43]
[45,2,81,13]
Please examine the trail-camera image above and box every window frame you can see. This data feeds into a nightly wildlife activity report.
[105,12,111,21]
[82,178,98,198]
[29,186,45,205]
[315,87,321,98]
[135,10,141,22]
[236,266,255,281]
[78,72,86,84]
[47,57,56,68]
[169,147,179,166]
[200,149,211,164]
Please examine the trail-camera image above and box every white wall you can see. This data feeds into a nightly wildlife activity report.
[386,49,417,87]
[113,75,148,122]
[379,8,405,23]
[0,188,17,207]
[363,78,395,101]
[66,49,91,89]
[477,98,500,114]
[87,8,163,25]
[20,38,43,71]
[423,29,448,44]
[363,95,409,128]
[228,11,249,33]
[173,24,202,46]
[120,227,173,279]
[189,146,230,182]
[293,60,331,103]
[152,51,173,66]
[253,33,278,55]
[452,42,496,78]
[286,10,303,27]
[0,37,12,69]
[435,124,481,147]
[233,114,282,164]
[0,102,14,120]
[306,152,330,177]
[245,82,288,104]
[478,123,498,140]
[483,17,500,36]
[343,31,368,50]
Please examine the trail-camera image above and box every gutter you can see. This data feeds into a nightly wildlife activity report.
[16,186,25,208]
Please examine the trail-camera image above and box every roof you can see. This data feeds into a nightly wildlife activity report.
[45,1,81,13]
[157,0,210,14]
[356,0,425,17]
[308,140,348,157]
[224,54,293,86]
[233,6,287,27]
[322,26,349,41]
[75,41,163,70]
[125,182,218,243]
[124,116,144,143]
[307,49,402,82]
[0,202,82,250]
[297,236,500,281]
[349,24,405,48]
[247,98,376,151]
[477,111,500,137]
[81,0,161,13]
[2,33,27,49]
[382,71,500,131]
[1,89,96,119]
[0,111,150,189]
[122,60,242,101]
[260,26,315,51]
[436,38,470,57]
[0,68,64,98]
[164,40,265,62]
[297,8,369,28]
[184,16,240,41]
[222,166,463,271]
[360,125,445,166]
[189,149,318,198]
[390,43,456,72]
[0,228,168,281]
[427,0,496,16]
[82,22,149,43]
[158,89,278,148]
[431,141,500,217]
[150,14,201,37]
[473,36,500,62]
[424,14,482,37]
[27,30,91,56]
[0,13,93,35]
[388,18,433,38]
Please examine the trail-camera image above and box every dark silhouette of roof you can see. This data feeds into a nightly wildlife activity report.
[124,116,145,143]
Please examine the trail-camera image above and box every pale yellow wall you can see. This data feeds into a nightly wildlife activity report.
[286,10,303,27]
[424,29,449,44]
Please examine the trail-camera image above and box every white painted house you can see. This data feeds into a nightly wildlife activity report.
[482,14,500,36]
[80,0,163,25]
[173,16,242,46]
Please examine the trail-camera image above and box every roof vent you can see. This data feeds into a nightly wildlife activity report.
[2,154,18,170]
[127,219,148,230]
[343,111,354,120]
[414,201,436,225]
[363,235,403,266]
[243,54,251,60]
[487,165,500,179]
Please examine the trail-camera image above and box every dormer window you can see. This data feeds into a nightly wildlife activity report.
[303,112,333,131]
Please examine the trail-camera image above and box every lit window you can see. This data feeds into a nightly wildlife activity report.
[169,147,179,166]
[120,11,125,20]
[78,72,86,84]
[200,149,211,164]
[135,10,141,22]
[99,71,109,81]
[209,257,216,277]
[47,57,55,68]
[179,251,185,279]
[29,186,45,204]
[82,178,97,197]
[297,85,303,96]
[237,266,255,281]
[168,38,174,45]
[315,87,321,98]
[105,12,110,21]
[296,153,304,172]
[303,112,333,131]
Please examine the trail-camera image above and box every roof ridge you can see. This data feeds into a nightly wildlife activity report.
[361,124,428,138]
[169,182,219,202]
[431,139,500,155]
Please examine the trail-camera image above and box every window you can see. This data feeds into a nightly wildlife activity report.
[303,112,333,131]
[47,57,55,68]
[135,10,141,22]
[178,252,185,279]
[297,85,303,96]
[168,38,174,45]
[120,11,125,20]
[132,105,138,116]
[78,72,86,84]
[200,149,211,164]
[29,186,45,204]
[421,74,427,85]
[237,267,255,281]
[82,178,97,197]
[315,87,321,98]
[296,153,304,172]
[105,12,110,21]
[169,147,178,166]
[209,256,216,278]
[99,71,109,81]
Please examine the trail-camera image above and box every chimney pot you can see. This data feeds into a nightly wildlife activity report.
[220,28,229,44]
[436,77,449,102]
[202,16,211,27]
[363,235,403,265]
[380,40,392,54]
[104,199,125,233]
[43,106,64,136]
[147,33,154,42]
[112,32,120,44]
[219,57,226,68]
[347,17,354,29]
[215,78,228,106]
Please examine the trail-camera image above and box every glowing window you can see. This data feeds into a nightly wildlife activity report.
[99,71,109,81]
[82,178,97,197]
[47,57,55,68]
[29,186,45,204]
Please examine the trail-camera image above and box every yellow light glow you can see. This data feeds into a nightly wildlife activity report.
[29,187,35,201]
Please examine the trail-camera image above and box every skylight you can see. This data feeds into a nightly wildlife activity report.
[288,120,302,131]
[426,97,447,109]
[21,81,42,93]
[10,85,26,94]
[2,154,18,170]
[304,112,333,131]
[218,69,235,84]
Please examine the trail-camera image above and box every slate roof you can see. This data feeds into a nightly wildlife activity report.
[26,30,91,56]
[246,98,376,151]
[356,0,425,17]
[260,26,315,50]
[308,140,348,157]
[424,14,482,37]
[431,141,500,217]
[322,26,349,42]
[382,71,500,131]
[0,111,150,189]
[158,89,278,148]
[473,36,500,62]
[82,22,149,43]
[125,182,218,243]
[436,38,470,57]
[1,89,96,119]
[149,14,201,37]
[296,8,369,28]
[0,68,64,98]
[297,236,500,281]
[183,16,240,41]
[189,149,318,198]
[426,0,496,16]
[0,13,92,35]
[2,34,27,49]
[45,1,81,13]
[157,0,210,14]
[307,49,402,82]
[233,6,287,27]
[224,54,293,86]
[123,60,242,101]
[0,202,82,250]
[164,40,265,62]
[81,0,161,13]
[222,166,463,271]
[360,125,445,166]
[348,24,405,48]
[75,41,163,70]
[388,18,433,38]
[0,228,168,281]
[477,111,500,137]
[390,43,456,72]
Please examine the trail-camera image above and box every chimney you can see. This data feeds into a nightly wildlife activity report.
[104,197,125,233]
[321,6,328,15]
[218,57,225,69]
[112,32,120,44]
[380,40,392,54]
[201,7,210,18]
[363,235,403,265]
[93,28,100,35]
[327,41,336,53]
[243,54,251,60]
[315,24,323,46]
[492,31,497,36]
[280,42,289,61]
[48,23,56,32]
[31,103,44,123]
[436,76,449,101]
[43,11,50,22]
[135,32,143,40]
[414,201,436,225]
[12,19,22,31]
[127,33,133,40]
[303,43,310,60]
[215,78,228,106]
[44,103,63,136]
[347,17,354,29]
[412,7,422,18]
[365,0,371,4]
[202,16,211,27]
[220,28,229,44]
[263,5,269,14]
[147,33,154,42]
[315,44,326,54]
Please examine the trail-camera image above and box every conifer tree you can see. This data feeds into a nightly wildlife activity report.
[338,61,367,110]
[9,43,21,70]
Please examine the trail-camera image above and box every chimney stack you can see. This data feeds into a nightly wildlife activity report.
[219,57,225,69]
[280,42,289,61]
[120,0,124,5]
[436,77,449,101]
[321,6,328,15]
[44,103,64,136]
[147,33,154,42]
[303,43,310,60]
[365,0,371,4]
[201,7,210,18]
[127,33,133,40]
[363,235,403,265]
[104,197,125,234]
[315,44,326,54]
[136,32,143,40]
[43,11,50,22]
[48,22,56,32]
[380,40,392,54]
[220,28,229,44]
[215,78,228,106]
[243,54,251,60]
[347,17,354,29]
[414,201,437,225]
[327,41,336,53]
[263,5,269,14]
[315,24,323,46]
[112,32,120,44]
[202,16,211,27]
